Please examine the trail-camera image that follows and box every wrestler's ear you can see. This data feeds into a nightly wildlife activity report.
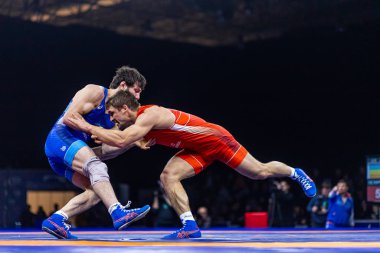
[122,104,129,111]
[119,81,127,90]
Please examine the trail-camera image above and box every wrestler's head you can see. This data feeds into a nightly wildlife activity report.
[106,90,139,129]
[109,66,146,100]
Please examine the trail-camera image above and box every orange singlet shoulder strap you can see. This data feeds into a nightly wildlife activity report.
[137,105,156,117]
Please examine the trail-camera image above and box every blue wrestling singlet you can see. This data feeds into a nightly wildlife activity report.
[44,87,115,181]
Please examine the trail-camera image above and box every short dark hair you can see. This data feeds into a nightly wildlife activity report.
[106,90,140,111]
[109,66,147,89]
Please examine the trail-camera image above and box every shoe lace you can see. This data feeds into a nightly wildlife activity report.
[122,201,132,209]
[170,226,185,236]
[121,201,142,212]
[63,220,71,231]
[296,174,312,190]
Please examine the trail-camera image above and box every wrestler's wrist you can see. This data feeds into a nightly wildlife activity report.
[85,124,93,133]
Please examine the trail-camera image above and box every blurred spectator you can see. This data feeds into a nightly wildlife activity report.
[369,204,380,220]
[35,206,47,228]
[356,199,371,219]
[326,179,354,229]
[211,183,232,226]
[293,205,308,228]
[152,186,180,227]
[196,206,212,228]
[75,204,110,228]
[307,182,330,227]
[19,204,36,228]
[268,180,295,227]
[229,176,249,226]
[49,203,60,216]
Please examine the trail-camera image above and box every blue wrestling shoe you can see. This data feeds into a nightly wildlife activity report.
[111,204,151,230]
[42,214,77,239]
[163,220,201,239]
[293,168,317,197]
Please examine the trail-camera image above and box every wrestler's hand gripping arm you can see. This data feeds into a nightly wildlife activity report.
[67,111,157,148]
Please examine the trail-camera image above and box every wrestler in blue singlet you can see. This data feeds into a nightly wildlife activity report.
[44,87,114,181]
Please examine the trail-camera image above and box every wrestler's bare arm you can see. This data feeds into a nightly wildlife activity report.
[62,84,104,130]
[92,143,135,160]
[92,126,153,160]
[67,106,170,148]
[89,112,158,148]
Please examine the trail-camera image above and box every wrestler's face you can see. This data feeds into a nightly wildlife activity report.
[119,81,142,100]
[107,105,132,129]
[127,83,142,100]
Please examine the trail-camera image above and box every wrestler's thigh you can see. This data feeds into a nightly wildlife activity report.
[71,146,97,174]
[163,156,196,180]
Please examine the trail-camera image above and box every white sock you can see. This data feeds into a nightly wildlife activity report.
[55,210,68,220]
[179,211,195,225]
[108,202,121,214]
[289,168,296,179]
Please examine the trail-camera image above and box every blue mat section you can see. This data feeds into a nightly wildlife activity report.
[0,246,378,253]
[0,228,379,253]
[3,228,378,242]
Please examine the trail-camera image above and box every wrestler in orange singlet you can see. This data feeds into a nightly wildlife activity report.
[139,104,248,174]
[67,90,317,240]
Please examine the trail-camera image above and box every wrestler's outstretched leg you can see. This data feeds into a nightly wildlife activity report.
[159,156,201,239]
[234,153,316,197]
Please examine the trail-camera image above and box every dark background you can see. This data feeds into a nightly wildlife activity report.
[2,17,379,175]
[0,2,379,221]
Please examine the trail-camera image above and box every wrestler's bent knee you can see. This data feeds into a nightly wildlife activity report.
[83,156,110,185]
